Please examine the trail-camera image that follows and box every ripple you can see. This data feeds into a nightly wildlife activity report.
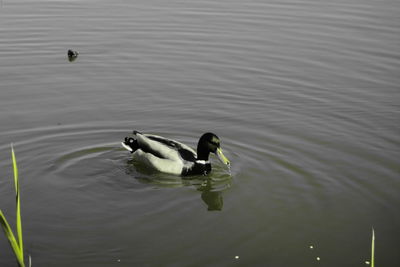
[1,0,400,265]
[0,123,234,190]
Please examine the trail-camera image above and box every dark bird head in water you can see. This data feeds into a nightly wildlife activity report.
[197,133,230,165]
[67,49,79,62]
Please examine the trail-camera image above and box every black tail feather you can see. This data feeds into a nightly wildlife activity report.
[123,137,139,153]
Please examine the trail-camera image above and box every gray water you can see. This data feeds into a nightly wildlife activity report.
[1,0,399,266]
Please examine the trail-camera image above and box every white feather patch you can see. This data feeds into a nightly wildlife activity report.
[133,149,183,175]
[195,160,210,164]
[121,142,133,152]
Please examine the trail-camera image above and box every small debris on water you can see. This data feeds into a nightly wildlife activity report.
[67,49,79,62]
[316,257,321,261]
[309,245,314,249]
[235,256,239,259]
[365,260,370,265]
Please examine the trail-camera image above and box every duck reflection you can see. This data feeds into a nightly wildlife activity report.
[198,178,224,211]
[125,159,229,211]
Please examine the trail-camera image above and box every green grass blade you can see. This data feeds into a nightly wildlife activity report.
[11,145,19,197]
[371,228,375,267]
[11,145,24,261]
[0,210,25,267]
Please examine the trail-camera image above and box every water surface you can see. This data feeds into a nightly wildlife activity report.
[1,0,399,266]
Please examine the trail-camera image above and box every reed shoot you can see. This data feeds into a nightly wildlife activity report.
[371,228,375,267]
[0,145,26,267]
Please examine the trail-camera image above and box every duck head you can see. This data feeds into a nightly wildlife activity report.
[67,49,79,62]
[197,133,230,165]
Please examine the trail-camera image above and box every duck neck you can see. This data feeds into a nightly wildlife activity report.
[197,145,210,161]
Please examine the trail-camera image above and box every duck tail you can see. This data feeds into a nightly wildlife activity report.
[122,136,139,153]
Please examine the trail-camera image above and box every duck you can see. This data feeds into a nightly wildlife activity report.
[121,131,230,176]
[67,49,79,62]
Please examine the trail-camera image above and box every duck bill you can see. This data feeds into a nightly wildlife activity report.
[216,148,230,166]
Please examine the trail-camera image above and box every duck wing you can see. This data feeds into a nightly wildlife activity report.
[136,133,197,162]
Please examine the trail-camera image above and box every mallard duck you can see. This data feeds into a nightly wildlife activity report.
[121,131,230,176]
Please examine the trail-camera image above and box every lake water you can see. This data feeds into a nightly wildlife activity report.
[1,0,399,266]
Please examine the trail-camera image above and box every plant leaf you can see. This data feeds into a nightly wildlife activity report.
[371,228,375,267]
[0,210,25,267]
[12,145,24,261]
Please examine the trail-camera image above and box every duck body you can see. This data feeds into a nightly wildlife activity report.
[122,131,229,176]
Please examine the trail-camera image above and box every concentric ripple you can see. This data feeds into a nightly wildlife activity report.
[1,0,400,266]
